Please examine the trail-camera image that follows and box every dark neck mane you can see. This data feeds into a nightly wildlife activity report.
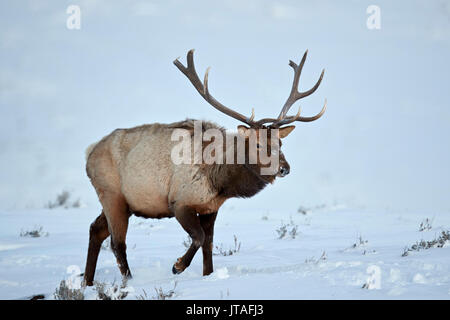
[203,131,274,199]
[207,163,270,199]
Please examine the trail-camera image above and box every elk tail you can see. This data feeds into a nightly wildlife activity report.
[85,142,98,161]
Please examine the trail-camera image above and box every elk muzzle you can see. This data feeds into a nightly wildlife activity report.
[279,165,290,177]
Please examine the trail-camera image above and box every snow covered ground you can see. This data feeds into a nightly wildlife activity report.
[0,204,449,300]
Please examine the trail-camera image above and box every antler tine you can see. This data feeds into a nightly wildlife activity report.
[256,98,327,127]
[277,50,308,120]
[174,49,257,127]
[173,49,204,96]
[203,66,211,95]
[249,108,255,122]
[294,106,302,119]
[276,50,325,122]
[273,99,327,127]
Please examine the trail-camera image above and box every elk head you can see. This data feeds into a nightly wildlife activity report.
[174,49,326,179]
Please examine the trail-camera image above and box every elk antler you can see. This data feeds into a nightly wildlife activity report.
[173,49,257,127]
[174,49,326,128]
[256,50,327,128]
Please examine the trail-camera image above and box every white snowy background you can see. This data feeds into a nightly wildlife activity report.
[0,0,449,299]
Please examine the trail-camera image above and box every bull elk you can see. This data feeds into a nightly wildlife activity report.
[83,49,326,285]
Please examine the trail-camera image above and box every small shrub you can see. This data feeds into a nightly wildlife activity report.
[153,282,177,300]
[46,190,81,209]
[214,235,241,256]
[276,224,287,239]
[20,226,48,238]
[361,249,377,255]
[138,282,178,300]
[183,235,241,256]
[419,218,433,232]
[95,281,128,300]
[72,198,81,208]
[305,251,327,264]
[54,279,131,300]
[276,218,299,239]
[402,230,450,256]
[220,289,230,299]
[343,235,376,255]
[137,289,149,300]
[54,280,85,300]
[351,235,368,248]
[184,235,241,256]
[362,281,378,290]
[297,204,326,215]
[401,246,410,257]
[289,225,298,239]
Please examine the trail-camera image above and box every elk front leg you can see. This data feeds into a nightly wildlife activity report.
[84,211,110,286]
[199,212,217,276]
[173,206,205,274]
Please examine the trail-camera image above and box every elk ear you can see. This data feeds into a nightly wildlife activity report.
[278,126,295,139]
[237,125,250,137]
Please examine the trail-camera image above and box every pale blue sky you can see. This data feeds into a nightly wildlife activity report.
[1,0,449,213]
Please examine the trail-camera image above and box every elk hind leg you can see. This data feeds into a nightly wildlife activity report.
[103,193,132,280]
[84,211,110,286]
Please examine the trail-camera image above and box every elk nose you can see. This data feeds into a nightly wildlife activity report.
[279,166,290,177]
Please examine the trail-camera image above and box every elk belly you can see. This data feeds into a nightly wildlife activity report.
[121,179,172,218]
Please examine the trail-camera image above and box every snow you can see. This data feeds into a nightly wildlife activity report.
[0,205,449,299]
